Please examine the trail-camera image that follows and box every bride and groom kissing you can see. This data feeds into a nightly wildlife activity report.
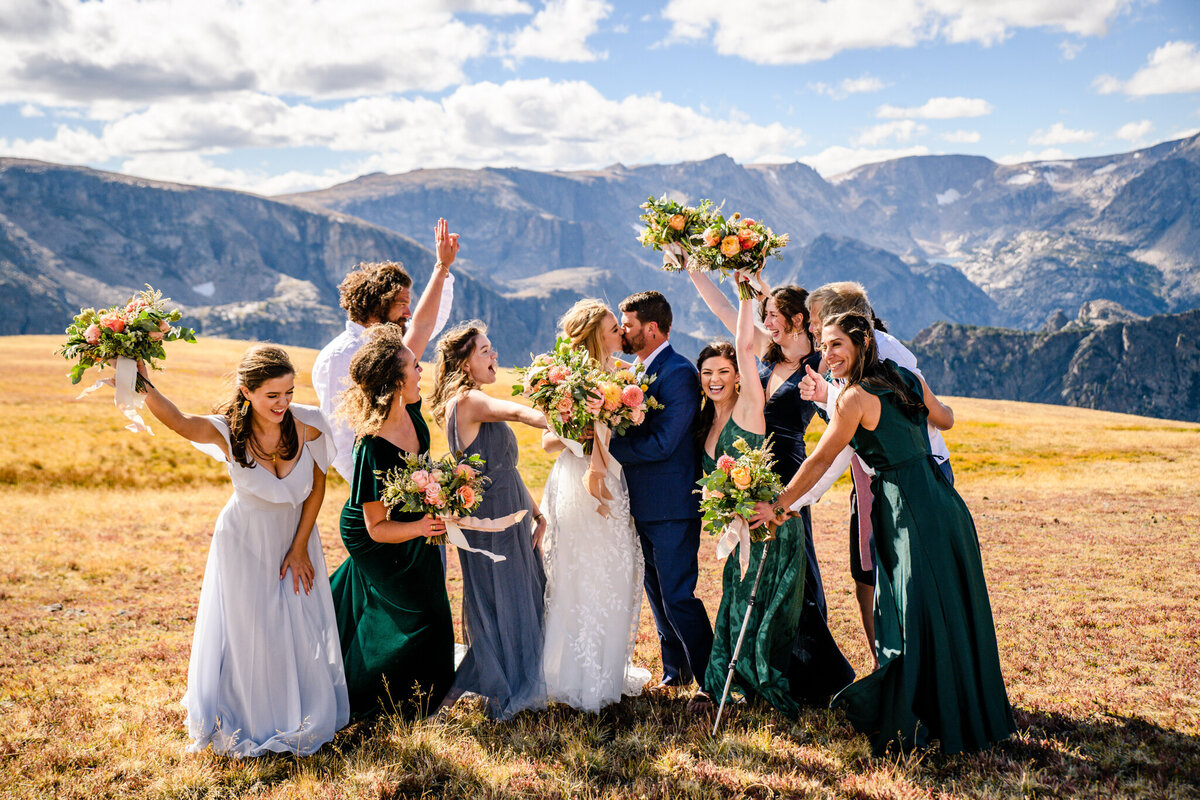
[544,289,713,707]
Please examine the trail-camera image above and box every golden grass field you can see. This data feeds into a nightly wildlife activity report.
[1,335,1198,799]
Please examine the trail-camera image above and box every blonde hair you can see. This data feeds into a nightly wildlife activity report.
[429,320,488,428]
[337,324,410,439]
[559,299,612,364]
[808,281,887,332]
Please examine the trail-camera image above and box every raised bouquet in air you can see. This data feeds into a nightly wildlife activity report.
[690,211,789,300]
[696,435,784,574]
[379,451,489,546]
[58,284,197,387]
[637,194,714,269]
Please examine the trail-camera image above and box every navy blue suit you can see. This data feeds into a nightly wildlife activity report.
[609,343,713,686]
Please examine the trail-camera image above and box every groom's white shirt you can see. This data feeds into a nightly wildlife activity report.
[791,330,949,510]
[638,339,671,372]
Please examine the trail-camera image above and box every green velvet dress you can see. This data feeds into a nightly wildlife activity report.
[832,367,1016,755]
[702,418,806,718]
[329,401,455,719]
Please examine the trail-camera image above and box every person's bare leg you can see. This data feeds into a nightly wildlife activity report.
[855,581,878,669]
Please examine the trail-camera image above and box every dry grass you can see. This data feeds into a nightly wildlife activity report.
[1,335,1198,799]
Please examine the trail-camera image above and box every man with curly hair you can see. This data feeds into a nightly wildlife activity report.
[313,218,460,480]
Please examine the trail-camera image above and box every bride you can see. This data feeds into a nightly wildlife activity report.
[540,299,651,711]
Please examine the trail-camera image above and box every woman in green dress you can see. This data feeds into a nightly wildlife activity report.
[329,324,455,719]
[753,311,1015,755]
[697,286,806,718]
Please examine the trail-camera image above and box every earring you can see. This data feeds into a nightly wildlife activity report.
[791,330,801,340]
[240,398,250,415]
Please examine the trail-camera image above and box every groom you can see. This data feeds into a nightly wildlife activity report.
[609,291,713,692]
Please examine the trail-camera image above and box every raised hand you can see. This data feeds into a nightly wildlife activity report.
[799,363,828,404]
[435,217,460,267]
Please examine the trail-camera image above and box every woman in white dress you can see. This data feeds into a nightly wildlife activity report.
[540,299,651,711]
[137,346,349,756]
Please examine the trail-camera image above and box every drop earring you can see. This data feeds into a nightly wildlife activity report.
[240,398,250,415]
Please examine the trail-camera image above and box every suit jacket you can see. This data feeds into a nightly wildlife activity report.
[609,343,701,523]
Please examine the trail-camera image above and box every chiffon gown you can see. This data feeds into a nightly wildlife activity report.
[540,442,650,711]
[445,402,548,720]
[329,401,455,719]
[185,403,349,757]
[831,366,1015,755]
[702,418,806,717]
[758,356,857,704]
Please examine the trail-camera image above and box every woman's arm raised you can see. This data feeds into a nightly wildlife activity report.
[686,269,772,356]
[137,363,228,452]
[405,217,460,360]
[732,286,767,435]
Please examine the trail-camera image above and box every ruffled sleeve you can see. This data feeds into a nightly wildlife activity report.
[291,403,337,474]
[191,415,233,463]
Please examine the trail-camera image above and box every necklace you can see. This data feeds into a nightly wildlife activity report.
[249,434,280,463]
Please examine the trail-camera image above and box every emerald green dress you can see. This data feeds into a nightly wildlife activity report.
[832,367,1015,755]
[329,401,455,719]
[702,418,806,718]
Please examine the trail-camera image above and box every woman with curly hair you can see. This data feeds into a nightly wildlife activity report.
[430,321,550,720]
[328,324,455,719]
[135,346,348,756]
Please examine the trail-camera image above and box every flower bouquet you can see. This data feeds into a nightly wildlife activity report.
[512,336,605,449]
[688,212,789,300]
[637,194,713,270]
[591,363,664,437]
[696,435,784,575]
[379,451,516,563]
[57,285,197,433]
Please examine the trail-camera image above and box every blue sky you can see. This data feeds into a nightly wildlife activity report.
[1,0,1197,194]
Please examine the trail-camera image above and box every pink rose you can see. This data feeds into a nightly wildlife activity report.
[548,365,569,384]
[84,324,101,345]
[411,469,431,489]
[720,236,741,258]
[716,454,736,472]
[620,384,643,408]
[737,228,761,249]
[454,463,476,479]
[702,227,721,247]
[149,331,164,341]
[456,485,477,508]
[740,218,756,228]
[557,394,574,415]
[158,318,171,333]
[99,312,126,333]
[424,485,443,506]
[630,407,645,425]
[584,393,603,416]
[430,469,445,483]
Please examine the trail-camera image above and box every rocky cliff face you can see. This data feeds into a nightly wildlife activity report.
[910,308,1200,422]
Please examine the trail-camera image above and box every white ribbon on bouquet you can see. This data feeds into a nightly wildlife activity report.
[75,356,152,434]
[439,510,528,563]
[549,425,617,520]
[715,517,753,579]
[662,242,688,271]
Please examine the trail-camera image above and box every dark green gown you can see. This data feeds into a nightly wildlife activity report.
[329,401,455,719]
[702,418,806,718]
[832,367,1016,755]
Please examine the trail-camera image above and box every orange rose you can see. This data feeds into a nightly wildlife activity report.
[702,227,721,247]
[720,236,741,258]
[456,484,477,508]
[729,466,752,490]
[668,214,686,231]
[737,229,761,248]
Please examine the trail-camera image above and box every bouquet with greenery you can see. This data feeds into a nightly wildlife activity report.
[512,336,606,449]
[58,285,197,388]
[637,194,714,269]
[689,212,789,299]
[696,435,784,575]
[592,362,663,436]
[379,451,489,547]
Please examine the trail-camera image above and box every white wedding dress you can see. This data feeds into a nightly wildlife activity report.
[541,446,650,711]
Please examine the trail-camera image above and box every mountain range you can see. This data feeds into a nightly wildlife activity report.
[3,134,1198,420]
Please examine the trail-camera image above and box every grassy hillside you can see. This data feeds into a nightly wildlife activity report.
[2,335,1198,799]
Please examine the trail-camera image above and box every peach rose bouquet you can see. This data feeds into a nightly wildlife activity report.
[512,336,606,449]
[688,211,789,299]
[592,362,663,437]
[379,451,489,547]
[637,194,714,270]
[696,435,784,574]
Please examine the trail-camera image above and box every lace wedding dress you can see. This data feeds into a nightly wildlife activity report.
[541,446,650,711]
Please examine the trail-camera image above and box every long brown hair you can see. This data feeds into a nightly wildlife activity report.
[761,285,814,365]
[216,345,298,469]
[694,341,737,443]
[429,320,487,428]
[338,324,410,439]
[825,311,924,420]
[559,299,611,364]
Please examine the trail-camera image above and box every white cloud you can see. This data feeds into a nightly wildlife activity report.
[1094,40,1200,97]
[855,120,927,146]
[118,152,358,196]
[661,0,1132,65]
[1029,122,1095,146]
[1059,39,1085,60]
[0,0,519,107]
[0,80,809,190]
[801,144,931,177]
[997,148,1070,165]
[504,0,611,63]
[1114,120,1154,141]
[877,96,993,119]
[18,103,44,118]
[941,129,981,143]
[811,74,886,100]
